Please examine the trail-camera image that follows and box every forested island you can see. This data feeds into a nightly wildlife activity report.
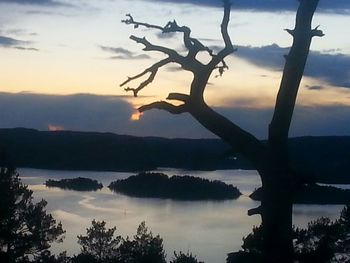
[250,184,350,204]
[108,172,241,200]
[45,177,103,191]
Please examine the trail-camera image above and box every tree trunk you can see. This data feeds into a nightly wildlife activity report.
[260,172,294,263]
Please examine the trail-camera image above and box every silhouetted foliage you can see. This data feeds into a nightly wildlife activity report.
[118,221,166,263]
[46,177,103,191]
[228,205,350,263]
[77,220,121,262]
[109,172,241,200]
[34,251,70,263]
[0,167,65,263]
[71,253,97,263]
[170,251,204,263]
[75,220,166,263]
[250,184,350,204]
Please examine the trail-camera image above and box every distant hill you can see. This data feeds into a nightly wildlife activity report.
[0,128,349,184]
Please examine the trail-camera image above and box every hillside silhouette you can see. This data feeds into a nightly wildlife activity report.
[0,128,349,184]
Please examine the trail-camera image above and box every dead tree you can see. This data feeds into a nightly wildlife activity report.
[121,0,323,262]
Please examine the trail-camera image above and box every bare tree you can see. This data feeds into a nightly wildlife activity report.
[121,0,323,262]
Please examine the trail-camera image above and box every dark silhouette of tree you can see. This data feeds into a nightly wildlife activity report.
[76,220,166,263]
[34,251,70,263]
[77,220,121,262]
[121,0,323,262]
[0,167,65,263]
[230,205,350,263]
[170,251,204,263]
[118,221,166,263]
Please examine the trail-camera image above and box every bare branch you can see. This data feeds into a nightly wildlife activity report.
[269,0,321,163]
[138,101,188,114]
[311,25,324,37]
[166,93,190,103]
[221,0,233,50]
[248,206,262,216]
[214,59,229,78]
[285,28,295,37]
[129,35,184,62]
[122,14,163,31]
[208,0,235,73]
[122,14,213,59]
[190,102,266,168]
[120,57,171,97]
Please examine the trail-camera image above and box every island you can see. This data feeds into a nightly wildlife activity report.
[108,172,241,200]
[250,184,350,204]
[45,177,103,191]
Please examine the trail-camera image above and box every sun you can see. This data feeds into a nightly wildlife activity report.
[130,111,143,121]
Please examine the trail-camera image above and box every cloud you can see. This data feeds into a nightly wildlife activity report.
[0,93,134,134]
[14,46,39,51]
[142,0,350,14]
[156,31,177,39]
[0,35,26,47]
[305,85,325,91]
[99,45,151,60]
[0,35,38,50]
[0,0,68,7]
[233,44,350,88]
[1,92,349,139]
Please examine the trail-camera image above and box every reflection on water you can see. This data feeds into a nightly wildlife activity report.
[19,168,347,263]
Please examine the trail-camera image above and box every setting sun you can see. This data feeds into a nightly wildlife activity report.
[130,111,143,121]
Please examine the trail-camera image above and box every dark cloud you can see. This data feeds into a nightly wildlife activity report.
[156,31,177,39]
[233,44,350,88]
[0,92,349,139]
[305,85,325,91]
[1,28,37,36]
[0,0,68,7]
[0,35,25,46]
[0,35,38,51]
[142,0,350,14]
[14,46,39,51]
[0,93,134,134]
[165,65,183,72]
[99,45,151,60]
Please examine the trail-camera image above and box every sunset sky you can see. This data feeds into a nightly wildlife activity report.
[0,0,349,138]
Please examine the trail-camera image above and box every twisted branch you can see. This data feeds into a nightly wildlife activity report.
[121,0,267,169]
[139,101,188,114]
[208,0,236,74]
[122,14,213,57]
[120,58,171,97]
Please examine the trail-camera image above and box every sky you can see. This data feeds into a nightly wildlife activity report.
[0,0,349,139]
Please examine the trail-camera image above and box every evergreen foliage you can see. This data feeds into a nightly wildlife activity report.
[77,220,120,262]
[0,167,65,263]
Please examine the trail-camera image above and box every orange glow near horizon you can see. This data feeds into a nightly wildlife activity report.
[130,111,143,121]
[48,124,65,131]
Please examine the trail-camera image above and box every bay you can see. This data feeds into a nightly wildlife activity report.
[19,168,347,263]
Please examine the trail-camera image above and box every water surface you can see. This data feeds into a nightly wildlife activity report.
[19,168,346,263]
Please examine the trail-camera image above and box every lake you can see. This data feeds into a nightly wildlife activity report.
[19,168,347,263]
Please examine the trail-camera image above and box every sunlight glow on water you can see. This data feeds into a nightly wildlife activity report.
[19,168,346,263]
